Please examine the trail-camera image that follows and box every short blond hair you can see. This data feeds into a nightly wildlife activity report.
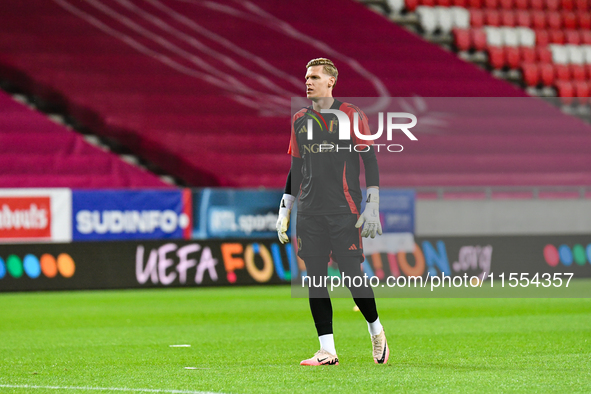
[306,58,338,87]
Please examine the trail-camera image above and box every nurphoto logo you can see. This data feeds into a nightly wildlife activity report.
[306,110,418,153]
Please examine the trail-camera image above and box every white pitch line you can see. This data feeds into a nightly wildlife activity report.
[0,384,222,394]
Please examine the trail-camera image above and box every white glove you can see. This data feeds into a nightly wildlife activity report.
[276,194,295,244]
[355,187,382,238]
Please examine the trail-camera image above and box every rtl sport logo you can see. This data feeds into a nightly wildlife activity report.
[0,197,51,239]
[304,110,417,153]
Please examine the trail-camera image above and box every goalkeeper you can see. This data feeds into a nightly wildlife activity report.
[276,58,388,366]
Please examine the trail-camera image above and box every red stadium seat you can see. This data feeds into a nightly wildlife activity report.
[574,81,589,104]
[571,65,587,81]
[422,0,436,6]
[575,0,588,10]
[437,0,452,6]
[488,46,506,68]
[514,0,529,7]
[501,10,516,26]
[522,63,540,86]
[499,0,514,8]
[453,28,472,51]
[516,10,532,27]
[554,64,571,80]
[471,28,488,50]
[530,0,545,9]
[540,63,556,85]
[532,11,547,29]
[562,12,577,30]
[578,14,591,30]
[485,0,499,7]
[485,10,501,26]
[535,29,550,45]
[521,46,537,63]
[565,29,581,44]
[405,0,419,12]
[536,46,553,62]
[505,47,521,68]
[546,11,562,29]
[471,9,485,28]
[560,0,575,9]
[581,30,591,44]
[548,29,565,44]
[468,0,484,7]
[453,0,469,6]
[555,81,574,105]
[545,0,560,10]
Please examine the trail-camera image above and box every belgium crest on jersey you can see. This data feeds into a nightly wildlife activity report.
[329,119,338,133]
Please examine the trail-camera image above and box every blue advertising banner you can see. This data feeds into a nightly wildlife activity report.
[192,189,283,239]
[72,190,192,241]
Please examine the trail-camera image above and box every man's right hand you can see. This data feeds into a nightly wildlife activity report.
[276,194,295,244]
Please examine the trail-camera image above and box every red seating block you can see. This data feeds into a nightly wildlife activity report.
[488,46,506,68]
[522,63,540,86]
[453,0,469,6]
[554,64,571,80]
[471,28,488,50]
[545,0,560,10]
[546,11,562,29]
[535,29,550,45]
[485,0,499,7]
[514,0,529,7]
[516,10,532,27]
[500,0,514,8]
[532,11,547,29]
[571,65,587,81]
[581,30,591,44]
[468,0,484,7]
[565,29,581,44]
[540,63,555,85]
[562,11,577,29]
[574,81,589,104]
[560,0,575,9]
[555,81,574,105]
[548,29,565,44]
[536,46,553,62]
[530,0,545,9]
[521,46,537,63]
[575,0,588,10]
[471,9,485,28]
[485,9,501,26]
[453,28,472,51]
[578,14,591,30]
[405,0,419,11]
[501,10,516,26]
[505,47,521,68]
[437,0,452,6]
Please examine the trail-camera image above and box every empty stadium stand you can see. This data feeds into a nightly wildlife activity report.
[379,0,591,107]
[0,90,167,188]
[1,0,590,190]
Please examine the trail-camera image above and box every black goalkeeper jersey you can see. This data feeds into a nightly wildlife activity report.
[288,99,374,216]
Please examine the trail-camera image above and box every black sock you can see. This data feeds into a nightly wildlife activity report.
[304,256,333,336]
[337,255,379,323]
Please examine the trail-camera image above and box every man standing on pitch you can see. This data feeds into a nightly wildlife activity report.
[276,58,389,366]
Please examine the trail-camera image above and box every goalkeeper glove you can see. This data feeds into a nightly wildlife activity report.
[355,187,382,238]
[276,194,295,244]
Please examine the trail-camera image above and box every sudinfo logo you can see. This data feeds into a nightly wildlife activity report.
[0,253,75,279]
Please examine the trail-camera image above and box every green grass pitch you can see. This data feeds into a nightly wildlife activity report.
[1,285,590,393]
